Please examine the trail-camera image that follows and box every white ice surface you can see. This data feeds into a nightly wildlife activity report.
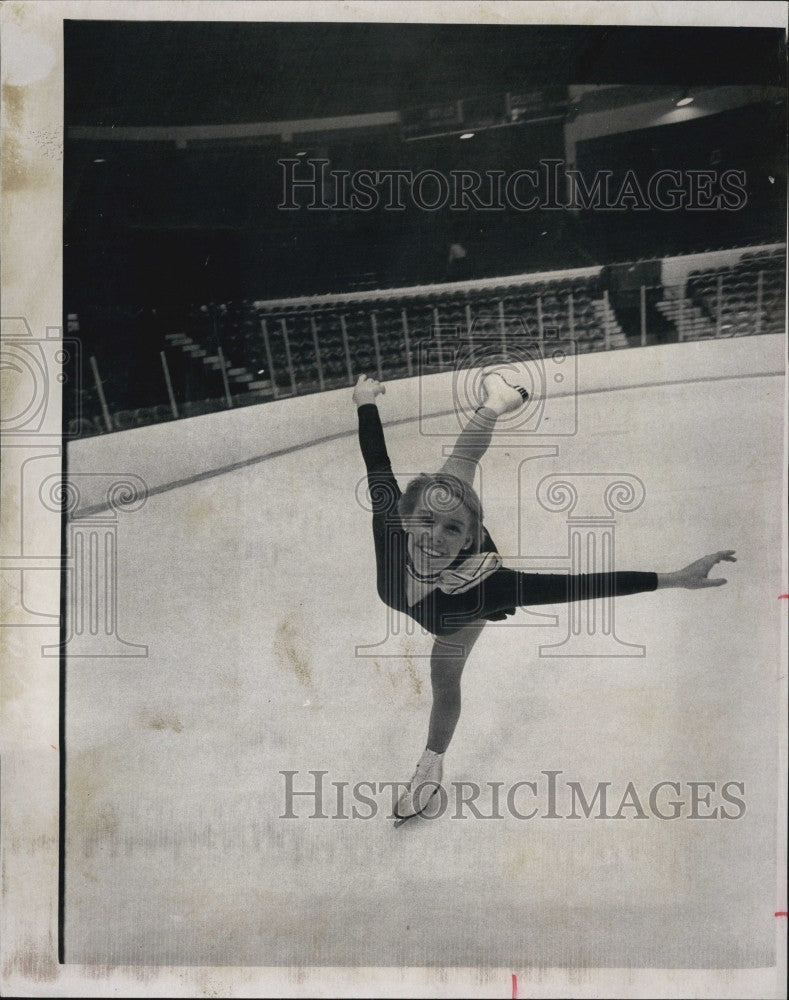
[64,370,784,968]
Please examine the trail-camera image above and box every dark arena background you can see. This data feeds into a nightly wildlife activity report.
[49,15,787,984]
[63,22,786,432]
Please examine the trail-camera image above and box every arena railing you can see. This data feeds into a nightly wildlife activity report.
[66,263,786,439]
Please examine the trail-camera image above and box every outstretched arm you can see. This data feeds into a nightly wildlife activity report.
[510,550,737,607]
[513,550,737,606]
[490,568,660,608]
[656,550,737,589]
[439,551,738,627]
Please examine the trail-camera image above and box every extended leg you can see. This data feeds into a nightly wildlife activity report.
[440,372,527,487]
[439,407,498,486]
[426,622,485,753]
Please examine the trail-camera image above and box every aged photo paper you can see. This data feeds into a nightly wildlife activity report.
[1,2,787,997]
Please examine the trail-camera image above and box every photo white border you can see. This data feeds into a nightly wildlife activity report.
[1,2,786,997]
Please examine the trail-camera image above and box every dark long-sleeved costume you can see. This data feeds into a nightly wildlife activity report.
[357,403,657,637]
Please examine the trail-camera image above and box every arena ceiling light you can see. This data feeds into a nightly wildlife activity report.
[675,91,694,107]
[460,132,475,140]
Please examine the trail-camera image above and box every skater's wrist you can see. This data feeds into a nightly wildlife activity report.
[656,571,680,589]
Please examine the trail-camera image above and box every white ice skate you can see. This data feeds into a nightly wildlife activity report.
[480,370,529,416]
[393,748,444,827]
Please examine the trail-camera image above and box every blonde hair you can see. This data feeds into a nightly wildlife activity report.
[398,472,483,554]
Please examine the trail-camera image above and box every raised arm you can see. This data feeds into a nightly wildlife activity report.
[354,375,401,515]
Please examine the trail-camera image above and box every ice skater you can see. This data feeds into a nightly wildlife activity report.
[353,370,736,823]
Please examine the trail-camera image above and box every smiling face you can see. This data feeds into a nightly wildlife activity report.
[406,493,474,576]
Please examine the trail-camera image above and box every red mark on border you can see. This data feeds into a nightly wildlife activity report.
[511,973,518,998]
[50,745,57,750]
[779,594,789,599]
[776,911,788,917]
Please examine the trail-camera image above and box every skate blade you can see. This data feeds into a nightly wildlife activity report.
[392,787,440,827]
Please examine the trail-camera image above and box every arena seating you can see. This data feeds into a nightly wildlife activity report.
[658,246,785,339]
[215,272,628,398]
[70,246,786,434]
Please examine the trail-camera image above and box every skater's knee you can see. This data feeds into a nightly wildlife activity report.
[430,659,464,691]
